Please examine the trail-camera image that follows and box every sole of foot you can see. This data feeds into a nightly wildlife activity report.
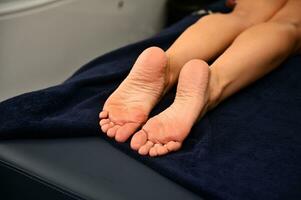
[99,47,169,142]
[130,59,209,157]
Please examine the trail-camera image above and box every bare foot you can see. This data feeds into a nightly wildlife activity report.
[99,47,169,142]
[130,59,209,157]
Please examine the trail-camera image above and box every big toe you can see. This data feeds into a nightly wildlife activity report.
[131,130,148,150]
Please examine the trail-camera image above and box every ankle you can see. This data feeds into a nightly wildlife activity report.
[164,51,182,92]
[206,68,224,111]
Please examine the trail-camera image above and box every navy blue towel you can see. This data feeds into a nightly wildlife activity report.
[0,3,300,200]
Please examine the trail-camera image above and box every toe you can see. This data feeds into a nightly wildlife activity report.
[107,125,120,138]
[157,144,169,156]
[149,145,159,157]
[101,121,114,133]
[99,110,108,119]
[99,119,110,126]
[131,130,148,150]
[115,122,140,143]
[138,141,154,155]
[166,141,182,152]
[101,123,112,133]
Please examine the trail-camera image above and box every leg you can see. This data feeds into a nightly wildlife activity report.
[100,0,286,143]
[206,0,301,110]
[131,0,301,157]
[166,0,287,85]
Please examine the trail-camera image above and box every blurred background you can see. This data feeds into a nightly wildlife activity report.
[0,0,216,102]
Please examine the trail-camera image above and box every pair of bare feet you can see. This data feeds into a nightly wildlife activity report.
[99,47,209,157]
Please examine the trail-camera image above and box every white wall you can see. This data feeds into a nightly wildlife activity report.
[0,0,167,101]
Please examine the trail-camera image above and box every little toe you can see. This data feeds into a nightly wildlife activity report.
[99,110,108,119]
[138,141,154,155]
[99,119,110,126]
[166,141,182,152]
[131,130,148,150]
[115,122,140,143]
[107,125,120,138]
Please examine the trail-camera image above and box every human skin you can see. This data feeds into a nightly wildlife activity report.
[165,0,288,88]
[100,0,301,156]
[205,0,301,112]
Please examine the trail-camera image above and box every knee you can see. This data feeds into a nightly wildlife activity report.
[230,9,256,27]
[194,13,251,31]
[194,13,226,25]
[219,10,266,30]
[268,17,300,49]
[229,8,273,28]
[229,0,289,27]
[194,6,269,30]
[270,16,300,32]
